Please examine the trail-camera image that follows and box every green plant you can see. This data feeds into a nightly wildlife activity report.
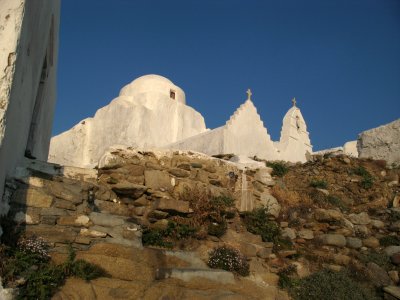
[289,269,378,300]
[208,246,249,276]
[379,235,400,246]
[278,264,299,289]
[266,161,288,177]
[211,195,235,207]
[359,251,394,271]
[1,239,107,300]
[142,228,173,248]
[310,179,328,189]
[242,207,280,242]
[353,167,374,189]
[165,221,197,239]
[207,220,227,237]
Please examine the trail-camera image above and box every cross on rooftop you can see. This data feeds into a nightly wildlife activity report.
[247,89,252,100]
[292,97,297,107]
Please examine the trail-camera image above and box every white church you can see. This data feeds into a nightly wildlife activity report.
[48,74,313,167]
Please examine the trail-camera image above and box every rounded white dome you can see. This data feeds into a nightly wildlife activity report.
[119,74,186,104]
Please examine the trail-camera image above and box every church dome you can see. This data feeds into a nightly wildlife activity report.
[119,74,186,104]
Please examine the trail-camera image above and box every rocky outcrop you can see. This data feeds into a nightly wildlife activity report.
[358,119,400,167]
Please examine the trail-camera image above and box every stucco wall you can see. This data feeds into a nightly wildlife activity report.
[0,0,60,219]
[48,75,207,167]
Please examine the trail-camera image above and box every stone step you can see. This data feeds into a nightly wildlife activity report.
[164,250,207,268]
[155,268,235,284]
[15,158,97,182]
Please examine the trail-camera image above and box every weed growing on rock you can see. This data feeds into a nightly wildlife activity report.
[242,207,280,242]
[379,235,400,246]
[359,250,394,271]
[266,161,288,177]
[288,269,378,300]
[278,264,299,289]
[208,245,249,276]
[207,219,227,238]
[142,221,197,248]
[352,166,374,189]
[0,239,107,299]
[310,179,328,189]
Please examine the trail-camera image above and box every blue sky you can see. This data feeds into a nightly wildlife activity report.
[55,0,400,150]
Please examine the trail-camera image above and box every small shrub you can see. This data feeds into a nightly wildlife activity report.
[266,162,288,177]
[208,246,249,276]
[142,228,173,248]
[379,235,400,246]
[211,195,235,207]
[352,166,374,189]
[242,207,280,242]
[310,179,328,189]
[274,237,294,252]
[207,220,227,238]
[389,210,400,222]
[17,235,50,262]
[360,176,374,189]
[289,269,378,300]
[359,251,394,271]
[71,259,108,280]
[278,264,298,288]
[165,221,197,239]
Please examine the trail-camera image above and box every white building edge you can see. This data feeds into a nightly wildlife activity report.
[49,75,313,167]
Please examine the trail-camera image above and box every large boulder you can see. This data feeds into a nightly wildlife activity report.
[357,119,400,167]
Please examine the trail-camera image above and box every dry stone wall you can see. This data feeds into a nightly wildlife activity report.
[4,148,277,252]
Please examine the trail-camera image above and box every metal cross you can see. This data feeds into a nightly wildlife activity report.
[292,97,297,107]
[247,89,252,100]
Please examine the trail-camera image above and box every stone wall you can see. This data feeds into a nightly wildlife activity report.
[5,148,277,251]
[358,119,400,167]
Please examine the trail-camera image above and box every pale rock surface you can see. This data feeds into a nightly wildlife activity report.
[49,75,207,167]
[357,118,400,167]
[343,141,358,157]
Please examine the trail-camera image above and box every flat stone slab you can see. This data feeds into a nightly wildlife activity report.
[384,286,400,299]
[156,268,235,284]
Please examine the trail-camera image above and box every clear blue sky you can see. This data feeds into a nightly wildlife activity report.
[55,0,400,151]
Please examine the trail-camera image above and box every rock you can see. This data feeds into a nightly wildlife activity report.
[383,286,400,300]
[316,188,329,196]
[133,196,149,207]
[388,271,399,284]
[357,119,400,167]
[384,246,400,256]
[89,212,125,227]
[281,228,296,240]
[371,219,385,229]
[363,237,380,249]
[259,193,281,218]
[74,236,92,245]
[98,153,126,169]
[111,182,147,199]
[95,186,118,202]
[80,228,107,238]
[46,181,83,204]
[367,262,392,287]
[155,198,191,214]
[156,268,235,284]
[348,212,371,225]
[94,200,131,217]
[177,163,191,171]
[346,237,362,249]
[148,210,169,219]
[25,225,77,243]
[257,247,272,259]
[134,207,146,216]
[332,254,351,266]
[152,219,169,230]
[393,196,400,208]
[390,221,400,232]
[254,168,274,186]
[144,170,172,191]
[314,209,342,222]
[54,199,76,210]
[12,188,53,208]
[318,234,346,247]
[14,211,39,224]
[58,215,90,227]
[297,229,314,240]
[168,168,190,178]
[391,253,400,265]
[354,225,369,236]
